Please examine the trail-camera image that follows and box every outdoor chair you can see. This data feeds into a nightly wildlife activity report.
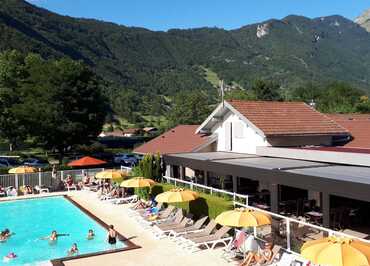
[175,219,218,245]
[182,226,232,253]
[138,205,176,225]
[128,202,163,217]
[274,252,296,266]
[34,185,49,194]
[222,230,247,262]
[257,244,282,266]
[168,216,208,239]
[105,194,138,205]
[152,217,192,239]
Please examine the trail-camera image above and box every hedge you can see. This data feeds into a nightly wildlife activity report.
[150,183,234,219]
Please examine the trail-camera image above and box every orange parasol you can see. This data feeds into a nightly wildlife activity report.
[67,156,107,167]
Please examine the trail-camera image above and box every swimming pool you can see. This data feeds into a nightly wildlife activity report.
[0,196,126,265]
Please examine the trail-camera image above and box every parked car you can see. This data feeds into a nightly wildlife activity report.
[113,153,138,166]
[23,158,49,168]
[0,157,21,168]
[135,154,143,161]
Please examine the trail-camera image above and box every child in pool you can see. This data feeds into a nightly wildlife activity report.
[87,229,95,240]
[3,252,17,263]
[68,243,79,256]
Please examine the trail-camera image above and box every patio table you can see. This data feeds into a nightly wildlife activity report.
[305,211,323,224]
[253,203,270,210]
[342,229,369,239]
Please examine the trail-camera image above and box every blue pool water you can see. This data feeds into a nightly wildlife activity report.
[0,197,125,265]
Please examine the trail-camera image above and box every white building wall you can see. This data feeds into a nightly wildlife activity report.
[212,111,269,154]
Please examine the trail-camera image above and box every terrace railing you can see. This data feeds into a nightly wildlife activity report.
[120,166,370,255]
[162,175,249,206]
[160,174,370,258]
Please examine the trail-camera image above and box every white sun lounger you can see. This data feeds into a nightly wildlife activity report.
[168,216,208,239]
[182,226,232,253]
[152,217,191,239]
[105,195,138,204]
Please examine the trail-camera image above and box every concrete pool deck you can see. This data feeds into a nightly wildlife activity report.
[1,192,236,266]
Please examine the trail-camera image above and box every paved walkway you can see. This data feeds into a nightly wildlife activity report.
[62,191,236,266]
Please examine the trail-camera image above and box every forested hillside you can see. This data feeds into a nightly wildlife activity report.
[2,0,370,127]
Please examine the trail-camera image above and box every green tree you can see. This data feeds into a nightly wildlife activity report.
[0,50,28,150]
[168,91,212,128]
[317,82,362,113]
[9,54,109,161]
[251,79,282,101]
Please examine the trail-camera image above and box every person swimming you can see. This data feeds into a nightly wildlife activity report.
[0,229,14,242]
[67,243,79,256]
[107,225,117,245]
[87,229,95,240]
[3,252,17,263]
[40,230,69,242]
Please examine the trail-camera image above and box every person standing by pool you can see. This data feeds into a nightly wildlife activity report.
[107,225,117,245]
[87,229,95,240]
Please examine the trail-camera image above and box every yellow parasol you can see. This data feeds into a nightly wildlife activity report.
[215,208,271,227]
[155,188,199,203]
[120,177,156,188]
[95,169,126,181]
[301,236,370,266]
[9,166,38,174]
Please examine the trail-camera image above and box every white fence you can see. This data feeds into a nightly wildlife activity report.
[0,168,105,190]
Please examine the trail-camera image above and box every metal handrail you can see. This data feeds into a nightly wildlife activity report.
[121,169,370,248]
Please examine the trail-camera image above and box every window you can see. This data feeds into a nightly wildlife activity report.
[233,122,244,139]
[224,122,232,151]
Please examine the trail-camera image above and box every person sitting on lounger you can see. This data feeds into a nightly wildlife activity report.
[240,242,273,266]
[65,175,74,187]
[0,186,5,197]
[67,243,79,256]
[87,229,95,240]
[25,185,33,194]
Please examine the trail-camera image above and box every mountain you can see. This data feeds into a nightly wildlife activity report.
[1,0,370,98]
[355,9,370,32]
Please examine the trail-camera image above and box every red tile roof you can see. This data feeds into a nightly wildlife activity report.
[227,100,349,136]
[133,125,210,155]
[328,114,370,149]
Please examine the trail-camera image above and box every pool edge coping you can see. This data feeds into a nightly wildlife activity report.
[50,195,141,266]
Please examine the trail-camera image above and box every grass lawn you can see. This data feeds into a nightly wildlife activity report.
[202,66,221,88]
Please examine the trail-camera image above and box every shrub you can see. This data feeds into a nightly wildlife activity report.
[135,187,150,200]
[137,153,162,181]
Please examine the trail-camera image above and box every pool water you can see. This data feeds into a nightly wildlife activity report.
[0,197,125,265]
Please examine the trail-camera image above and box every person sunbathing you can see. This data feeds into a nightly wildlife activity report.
[0,185,5,196]
[65,175,74,187]
[25,185,33,194]
[67,243,79,256]
[87,229,95,240]
[240,242,273,266]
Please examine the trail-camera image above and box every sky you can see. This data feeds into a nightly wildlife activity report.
[27,0,370,31]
